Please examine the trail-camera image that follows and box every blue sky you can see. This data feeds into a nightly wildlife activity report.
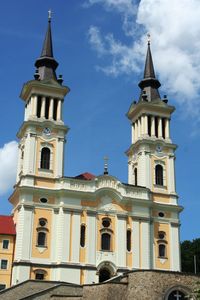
[0,0,199,242]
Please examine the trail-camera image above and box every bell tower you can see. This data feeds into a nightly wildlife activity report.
[16,15,70,183]
[126,40,177,199]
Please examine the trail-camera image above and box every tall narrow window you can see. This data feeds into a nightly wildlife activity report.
[155,116,158,138]
[37,96,42,118]
[37,232,46,247]
[80,224,86,247]
[40,147,50,170]
[134,168,137,186]
[162,118,165,139]
[2,240,9,249]
[101,233,111,251]
[45,97,50,119]
[155,164,163,186]
[158,244,166,257]
[127,230,131,252]
[53,99,58,120]
[0,260,8,270]
[148,115,151,136]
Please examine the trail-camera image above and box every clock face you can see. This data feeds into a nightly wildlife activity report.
[156,144,163,153]
[43,127,51,136]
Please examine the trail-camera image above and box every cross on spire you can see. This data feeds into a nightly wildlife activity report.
[147,33,151,45]
[104,156,109,175]
[48,9,52,21]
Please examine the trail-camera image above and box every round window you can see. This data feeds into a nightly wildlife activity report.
[158,212,165,218]
[158,232,165,240]
[40,198,48,203]
[102,219,110,228]
[39,219,46,227]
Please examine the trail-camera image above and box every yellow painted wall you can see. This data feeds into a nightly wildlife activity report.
[154,222,170,269]
[34,178,55,189]
[0,235,15,288]
[30,266,50,280]
[126,216,133,268]
[79,211,87,263]
[31,208,52,259]
[97,214,115,251]
[152,193,171,204]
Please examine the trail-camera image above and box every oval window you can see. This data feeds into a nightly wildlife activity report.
[40,198,48,203]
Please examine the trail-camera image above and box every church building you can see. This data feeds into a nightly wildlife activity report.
[1,15,182,288]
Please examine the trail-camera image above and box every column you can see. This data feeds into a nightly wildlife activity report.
[41,96,46,118]
[158,117,162,138]
[170,223,181,271]
[57,99,62,121]
[141,221,150,269]
[131,124,135,143]
[165,118,170,140]
[134,121,138,141]
[32,95,37,117]
[138,118,141,139]
[55,138,64,177]
[71,212,80,262]
[116,216,126,267]
[141,115,144,136]
[132,220,140,268]
[86,212,96,264]
[151,116,155,137]
[144,115,148,136]
[49,98,54,119]
[168,155,176,193]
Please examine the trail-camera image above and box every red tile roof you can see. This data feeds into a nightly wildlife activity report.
[0,215,16,235]
[74,172,95,180]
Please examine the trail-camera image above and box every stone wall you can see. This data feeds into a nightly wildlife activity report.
[0,270,199,299]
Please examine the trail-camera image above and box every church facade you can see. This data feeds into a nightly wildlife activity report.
[1,17,182,288]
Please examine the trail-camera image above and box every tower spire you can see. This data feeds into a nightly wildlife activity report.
[138,35,161,102]
[34,11,58,81]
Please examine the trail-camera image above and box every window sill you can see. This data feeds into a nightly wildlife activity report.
[38,168,53,174]
[158,256,168,259]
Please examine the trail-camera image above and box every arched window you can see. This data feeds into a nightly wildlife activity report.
[155,164,163,186]
[127,230,131,252]
[40,147,50,170]
[37,232,46,247]
[101,233,111,251]
[37,218,48,247]
[134,168,137,186]
[80,224,86,247]
[158,244,166,258]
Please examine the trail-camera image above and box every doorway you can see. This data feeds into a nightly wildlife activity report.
[99,268,111,283]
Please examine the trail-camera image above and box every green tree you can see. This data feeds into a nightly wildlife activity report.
[181,238,200,274]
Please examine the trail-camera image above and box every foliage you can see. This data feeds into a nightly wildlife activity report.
[181,238,200,274]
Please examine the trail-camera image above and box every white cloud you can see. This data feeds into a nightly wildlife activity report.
[87,0,200,120]
[0,141,18,195]
[86,0,137,36]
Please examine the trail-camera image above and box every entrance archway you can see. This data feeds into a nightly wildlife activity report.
[99,268,111,283]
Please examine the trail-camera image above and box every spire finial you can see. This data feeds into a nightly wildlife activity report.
[103,156,109,175]
[48,9,52,22]
[147,33,151,45]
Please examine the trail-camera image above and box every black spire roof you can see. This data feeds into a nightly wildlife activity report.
[34,16,58,81]
[138,40,161,102]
